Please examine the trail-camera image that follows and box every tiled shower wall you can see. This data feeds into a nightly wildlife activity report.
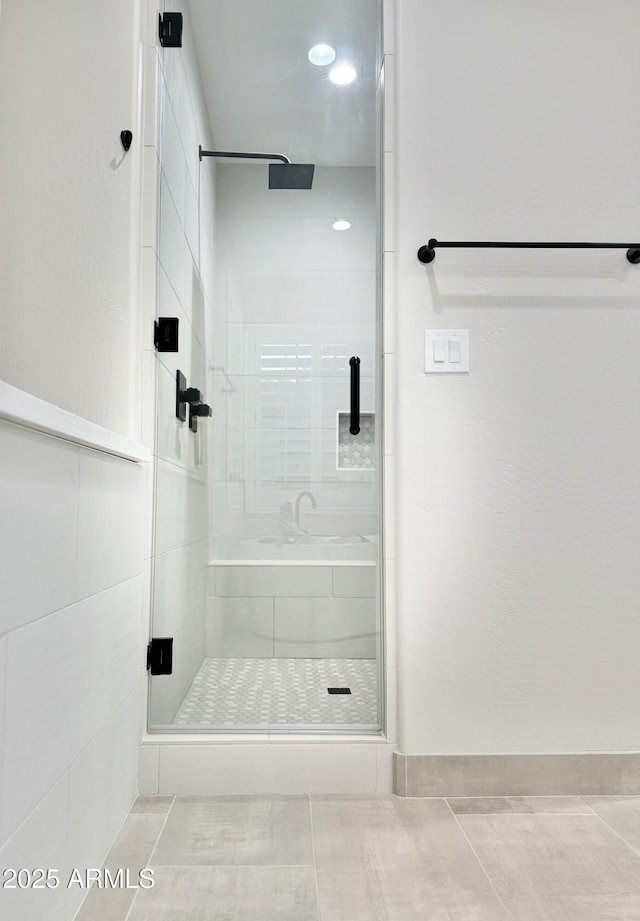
[210,165,378,556]
[145,6,217,726]
[206,563,377,658]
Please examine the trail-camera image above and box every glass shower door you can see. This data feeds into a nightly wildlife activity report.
[148,0,382,733]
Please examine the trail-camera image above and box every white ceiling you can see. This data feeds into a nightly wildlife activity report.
[186,0,379,167]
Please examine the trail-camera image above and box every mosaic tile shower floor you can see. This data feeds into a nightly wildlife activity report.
[173,657,378,727]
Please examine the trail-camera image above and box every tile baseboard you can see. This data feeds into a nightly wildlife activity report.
[393,752,640,797]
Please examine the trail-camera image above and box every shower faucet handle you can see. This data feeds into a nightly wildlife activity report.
[189,402,212,433]
[175,371,203,422]
[181,387,202,404]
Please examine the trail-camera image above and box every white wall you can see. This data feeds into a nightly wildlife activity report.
[0,0,141,438]
[393,0,640,754]
[146,6,216,726]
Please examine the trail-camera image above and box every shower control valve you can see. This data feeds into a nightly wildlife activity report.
[175,371,202,422]
[189,402,212,433]
[182,387,202,404]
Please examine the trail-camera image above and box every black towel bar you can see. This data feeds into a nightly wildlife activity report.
[417,238,640,265]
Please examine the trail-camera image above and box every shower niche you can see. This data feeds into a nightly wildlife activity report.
[148,0,382,734]
[337,413,375,471]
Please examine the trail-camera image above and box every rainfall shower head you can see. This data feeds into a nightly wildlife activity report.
[268,162,314,190]
[199,147,314,190]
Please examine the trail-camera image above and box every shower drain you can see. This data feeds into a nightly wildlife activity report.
[327,687,351,694]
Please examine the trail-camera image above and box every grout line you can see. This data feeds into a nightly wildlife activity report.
[4,575,144,642]
[0,637,6,824]
[64,769,73,920]
[73,447,81,596]
[146,863,317,869]
[308,795,322,921]
[581,800,640,857]
[145,796,175,866]
[3,689,139,858]
[447,794,597,800]
[123,887,139,921]
[374,740,379,792]
[0,769,69,855]
[445,810,597,816]
[123,794,176,921]
[445,797,600,817]
[444,799,515,920]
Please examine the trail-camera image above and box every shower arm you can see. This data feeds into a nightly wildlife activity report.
[199,146,290,164]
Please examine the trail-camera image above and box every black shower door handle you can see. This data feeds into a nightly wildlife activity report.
[349,356,360,435]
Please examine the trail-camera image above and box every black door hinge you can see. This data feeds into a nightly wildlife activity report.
[154,317,179,352]
[147,638,173,675]
[159,12,183,47]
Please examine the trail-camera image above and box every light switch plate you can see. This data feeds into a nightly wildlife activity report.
[425,330,469,373]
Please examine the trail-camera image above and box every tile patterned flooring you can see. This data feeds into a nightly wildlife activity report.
[173,658,379,728]
[75,793,640,920]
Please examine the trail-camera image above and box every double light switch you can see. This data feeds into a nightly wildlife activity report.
[424,330,469,373]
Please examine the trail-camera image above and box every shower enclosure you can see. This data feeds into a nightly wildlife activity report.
[148,0,382,733]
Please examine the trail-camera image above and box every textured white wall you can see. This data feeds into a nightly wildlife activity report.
[394,0,640,754]
[0,0,141,437]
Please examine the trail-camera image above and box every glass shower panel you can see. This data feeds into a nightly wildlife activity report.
[149,0,381,733]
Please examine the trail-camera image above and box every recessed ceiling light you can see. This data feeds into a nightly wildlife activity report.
[330,63,357,86]
[308,44,336,66]
[333,220,351,231]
